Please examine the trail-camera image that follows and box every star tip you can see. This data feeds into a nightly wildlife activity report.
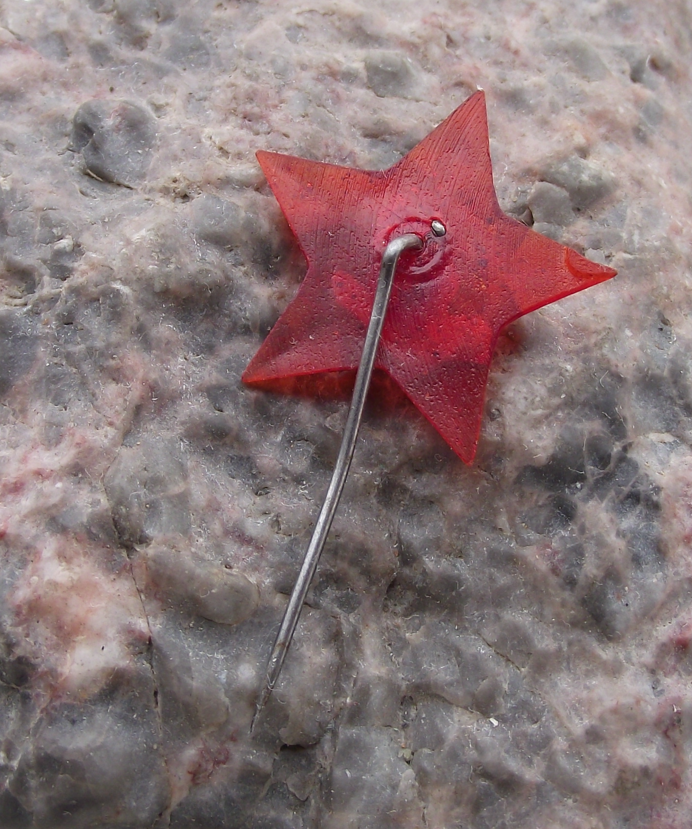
[459,447,477,466]
[565,248,618,283]
[255,149,284,176]
[240,356,269,386]
[598,264,618,283]
[446,435,478,466]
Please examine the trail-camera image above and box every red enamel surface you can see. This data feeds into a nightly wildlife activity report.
[242,91,617,463]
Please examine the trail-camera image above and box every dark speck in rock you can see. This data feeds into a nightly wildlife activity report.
[652,311,674,350]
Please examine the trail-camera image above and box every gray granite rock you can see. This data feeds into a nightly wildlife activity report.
[0,0,691,827]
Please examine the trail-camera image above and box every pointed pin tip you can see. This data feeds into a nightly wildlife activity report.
[250,683,272,735]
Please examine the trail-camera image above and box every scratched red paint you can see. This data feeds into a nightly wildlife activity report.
[242,91,617,463]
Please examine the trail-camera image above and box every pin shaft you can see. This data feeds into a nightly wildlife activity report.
[252,232,423,730]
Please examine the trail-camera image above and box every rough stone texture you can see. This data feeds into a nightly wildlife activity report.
[0,1,690,827]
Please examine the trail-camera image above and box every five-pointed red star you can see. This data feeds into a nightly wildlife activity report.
[242,91,616,463]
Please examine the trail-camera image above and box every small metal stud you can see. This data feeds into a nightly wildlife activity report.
[431,219,446,237]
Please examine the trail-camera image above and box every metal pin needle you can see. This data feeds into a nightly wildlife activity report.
[251,231,425,731]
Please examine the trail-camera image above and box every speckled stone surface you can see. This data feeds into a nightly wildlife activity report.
[0,1,691,827]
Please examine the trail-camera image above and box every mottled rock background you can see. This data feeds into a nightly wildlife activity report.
[0,0,690,827]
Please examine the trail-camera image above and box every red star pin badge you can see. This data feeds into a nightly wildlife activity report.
[243,90,616,463]
[246,91,617,729]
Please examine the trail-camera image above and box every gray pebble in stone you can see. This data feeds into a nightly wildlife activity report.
[329,726,415,820]
[631,367,684,434]
[168,760,272,829]
[164,28,211,70]
[581,571,629,639]
[523,492,577,535]
[144,542,259,626]
[47,236,82,281]
[343,674,401,727]
[540,156,615,211]
[0,623,34,689]
[0,254,38,303]
[72,100,157,187]
[546,37,609,81]
[635,95,665,142]
[584,247,607,265]
[405,698,456,753]
[151,623,232,735]
[528,181,575,226]
[364,50,417,98]
[481,616,536,670]
[517,424,587,490]
[190,195,246,249]
[9,676,169,829]
[103,436,191,546]
[531,221,563,241]
[585,431,613,472]
[0,310,37,398]
[0,784,32,828]
[648,310,675,358]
